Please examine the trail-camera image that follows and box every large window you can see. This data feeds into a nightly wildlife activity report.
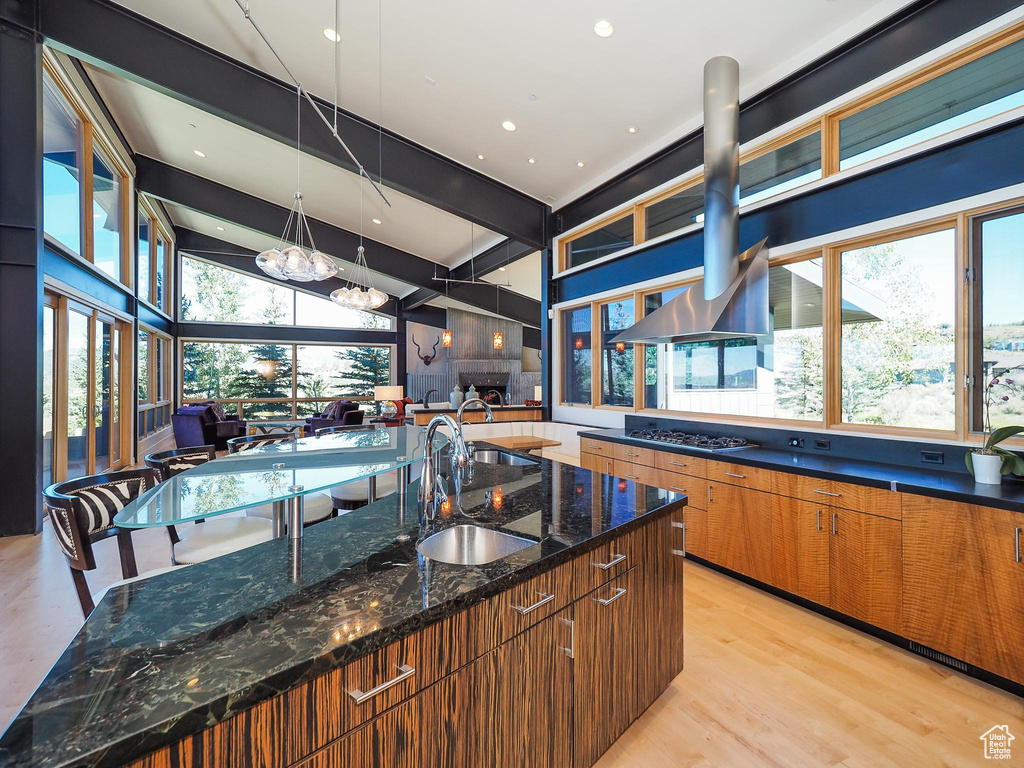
[182,340,393,419]
[838,228,956,431]
[42,63,129,286]
[138,328,172,439]
[838,35,1024,171]
[561,306,592,405]
[563,214,634,270]
[971,206,1024,432]
[739,130,822,207]
[599,298,634,407]
[644,183,703,241]
[138,200,173,314]
[181,256,392,329]
[43,73,83,256]
[642,257,824,420]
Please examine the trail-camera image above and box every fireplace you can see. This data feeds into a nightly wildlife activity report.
[459,373,509,404]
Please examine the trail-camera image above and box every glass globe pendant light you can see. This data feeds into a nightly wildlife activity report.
[331,172,388,311]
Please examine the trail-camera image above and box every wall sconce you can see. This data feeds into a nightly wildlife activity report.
[493,331,503,350]
[615,342,626,353]
[574,337,584,350]
[255,360,278,380]
[442,329,453,348]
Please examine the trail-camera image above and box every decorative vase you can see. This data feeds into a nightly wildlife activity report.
[971,451,1003,485]
[467,384,478,401]
[449,385,464,409]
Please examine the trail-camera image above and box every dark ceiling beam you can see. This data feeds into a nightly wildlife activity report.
[401,288,437,311]
[401,303,542,349]
[174,228,400,317]
[138,157,440,292]
[406,237,537,308]
[40,0,548,248]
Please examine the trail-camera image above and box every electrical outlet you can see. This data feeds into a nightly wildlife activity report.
[921,450,944,465]
[788,437,805,448]
[814,439,831,451]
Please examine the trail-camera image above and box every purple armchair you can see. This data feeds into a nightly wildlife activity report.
[304,400,364,436]
[172,405,247,450]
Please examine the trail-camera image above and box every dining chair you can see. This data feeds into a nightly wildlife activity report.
[43,468,182,617]
[225,433,335,526]
[144,445,217,482]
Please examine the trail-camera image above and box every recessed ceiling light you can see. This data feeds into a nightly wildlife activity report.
[501,120,517,132]
[323,28,341,43]
[338,266,345,271]
[803,302,816,308]
[216,226,225,231]
[528,157,536,164]
[193,150,206,158]
[498,266,507,271]
[627,125,639,134]
[527,93,538,102]
[477,153,485,160]
[372,218,382,225]
[576,161,585,167]
[593,19,614,38]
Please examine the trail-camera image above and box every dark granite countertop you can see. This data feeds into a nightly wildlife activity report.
[586,428,1024,513]
[0,445,683,768]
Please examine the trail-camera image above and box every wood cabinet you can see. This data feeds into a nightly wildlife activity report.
[654,452,706,478]
[770,495,830,605]
[903,495,1024,682]
[573,568,639,768]
[579,437,615,459]
[828,508,902,634]
[772,472,901,520]
[580,450,613,475]
[706,482,773,584]
[706,460,772,492]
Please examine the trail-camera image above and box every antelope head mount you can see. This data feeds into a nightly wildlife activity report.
[412,335,440,366]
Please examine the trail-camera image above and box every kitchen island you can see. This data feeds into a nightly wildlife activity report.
[0,444,686,768]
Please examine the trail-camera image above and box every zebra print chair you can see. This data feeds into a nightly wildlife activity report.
[144,445,217,481]
[43,468,181,618]
[226,433,336,525]
[226,433,296,453]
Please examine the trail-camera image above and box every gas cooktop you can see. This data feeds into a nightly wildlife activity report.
[627,429,756,452]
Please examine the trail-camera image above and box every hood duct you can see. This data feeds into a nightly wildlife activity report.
[613,56,769,346]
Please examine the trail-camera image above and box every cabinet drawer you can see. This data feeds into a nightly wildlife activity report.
[650,468,704,504]
[580,438,615,457]
[486,561,573,644]
[654,452,707,478]
[614,443,655,465]
[772,473,901,520]
[613,459,657,485]
[706,460,772,492]
[574,527,637,597]
[581,451,614,475]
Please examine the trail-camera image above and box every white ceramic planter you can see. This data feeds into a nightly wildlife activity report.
[972,451,1004,485]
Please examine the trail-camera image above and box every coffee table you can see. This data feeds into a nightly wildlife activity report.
[247,420,307,436]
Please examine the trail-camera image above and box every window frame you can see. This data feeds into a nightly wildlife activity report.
[138,196,175,317]
[138,325,173,441]
[42,57,133,290]
[177,337,398,420]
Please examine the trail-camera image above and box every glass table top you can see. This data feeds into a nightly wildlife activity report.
[115,426,443,528]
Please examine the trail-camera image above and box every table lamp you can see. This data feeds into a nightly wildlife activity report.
[374,385,404,420]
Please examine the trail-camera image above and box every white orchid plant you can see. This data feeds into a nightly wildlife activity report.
[966,363,1024,477]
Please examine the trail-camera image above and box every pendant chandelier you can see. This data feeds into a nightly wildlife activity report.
[255,190,338,283]
[331,242,388,310]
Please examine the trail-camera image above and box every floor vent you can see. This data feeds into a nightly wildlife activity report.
[908,641,969,673]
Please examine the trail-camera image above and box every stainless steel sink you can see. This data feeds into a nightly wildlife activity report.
[417,525,535,565]
[472,450,538,467]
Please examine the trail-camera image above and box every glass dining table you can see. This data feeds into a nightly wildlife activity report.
[114,426,443,536]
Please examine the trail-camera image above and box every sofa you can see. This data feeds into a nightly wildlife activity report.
[171,403,247,450]
[303,400,364,436]
[439,420,600,466]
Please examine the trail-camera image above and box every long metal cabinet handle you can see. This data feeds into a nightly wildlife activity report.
[624,474,640,480]
[724,472,746,479]
[669,486,688,493]
[813,489,841,497]
[594,553,627,570]
[511,591,556,615]
[1016,527,1021,563]
[707,485,713,504]
[668,460,688,467]
[831,512,838,536]
[816,510,822,531]
[559,617,575,658]
[624,451,641,458]
[594,587,627,606]
[348,664,416,704]
[672,520,686,557]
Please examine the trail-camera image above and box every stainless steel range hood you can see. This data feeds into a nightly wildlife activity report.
[613,57,769,346]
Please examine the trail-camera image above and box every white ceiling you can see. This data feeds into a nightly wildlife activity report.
[169,203,419,299]
[481,250,542,301]
[85,64,505,271]
[113,0,915,207]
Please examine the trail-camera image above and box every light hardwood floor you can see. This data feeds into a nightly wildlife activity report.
[2,530,1022,766]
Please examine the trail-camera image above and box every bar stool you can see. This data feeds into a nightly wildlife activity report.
[43,468,185,617]
[315,425,400,509]
[226,433,335,526]
[143,444,275,565]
